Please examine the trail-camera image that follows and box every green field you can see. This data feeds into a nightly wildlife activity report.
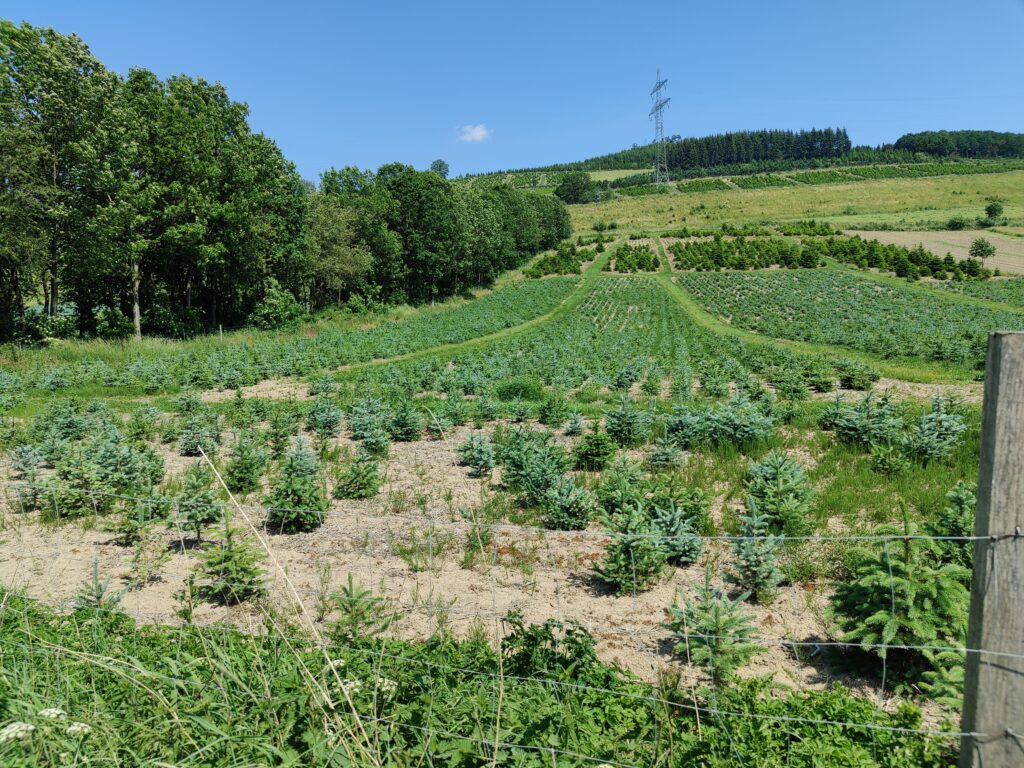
[571,169,1024,233]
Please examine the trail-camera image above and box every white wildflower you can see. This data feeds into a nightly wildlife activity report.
[65,721,92,738]
[38,708,67,720]
[339,679,361,696]
[376,676,398,696]
[0,721,34,743]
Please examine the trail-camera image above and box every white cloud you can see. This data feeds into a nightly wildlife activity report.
[458,123,492,143]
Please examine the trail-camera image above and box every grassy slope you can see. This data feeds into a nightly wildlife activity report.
[570,170,1024,234]
[333,247,614,376]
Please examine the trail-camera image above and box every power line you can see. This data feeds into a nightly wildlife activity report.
[650,69,670,184]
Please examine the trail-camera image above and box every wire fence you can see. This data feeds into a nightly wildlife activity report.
[0,471,1018,762]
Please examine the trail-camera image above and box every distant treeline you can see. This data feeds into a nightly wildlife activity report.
[486,129,853,175]
[894,130,1024,158]
[471,128,1024,183]
[0,21,567,342]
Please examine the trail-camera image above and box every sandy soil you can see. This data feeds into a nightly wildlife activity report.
[0,422,916,719]
[203,378,310,403]
[810,379,983,405]
[847,230,1024,275]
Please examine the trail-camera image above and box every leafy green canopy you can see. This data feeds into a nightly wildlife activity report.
[0,21,570,341]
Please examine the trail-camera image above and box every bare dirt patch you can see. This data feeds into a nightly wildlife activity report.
[847,230,1024,275]
[203,378,310,403]
[810,379,982,405]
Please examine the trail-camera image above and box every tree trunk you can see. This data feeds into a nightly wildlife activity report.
[131,257,142,340]
[47,238,58,316]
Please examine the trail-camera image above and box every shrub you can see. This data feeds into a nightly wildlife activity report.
[248,279,302,329]
[332,449,383,500]
[745,450,814,536]
[666,571,763,685]
[985,200,1004,219]
[563,412,585,436]
[835,359,880,391]
[604,396,649,448]
[389,399,423,441]
[501,610,601,680]
[666,396,777,448]
[537,390,569,428]
[573,429,617,471]
[264,438,328,533]
[650,502,704,566]
[495,376,544,402]
[727,502,783,603]
[902,395,966,466]
[224,433,269,494]
[646,437,682,469]
[196,520,267,605]
[457,432,496,478]
[869,443,909,476]
[927,482,976,570]
[95,305,134,339]
[801,362,836,393]
[542,476,597,531]
[827,391,904,447]
[177,462,221,540]
[306,397,344,451]
[593,504,667,595]
[830,505,969,685]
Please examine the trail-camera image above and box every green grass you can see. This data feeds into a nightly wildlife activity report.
[571,170,1024,235]
[655,271,974,383]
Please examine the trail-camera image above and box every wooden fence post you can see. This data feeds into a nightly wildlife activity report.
[960,332,1024,767]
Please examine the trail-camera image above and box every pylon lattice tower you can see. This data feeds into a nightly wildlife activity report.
[650,69,670,183]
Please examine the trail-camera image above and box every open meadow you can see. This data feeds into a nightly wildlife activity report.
[569,169,1024,234]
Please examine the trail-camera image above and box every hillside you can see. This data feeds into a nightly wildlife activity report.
[467,128,1024,184]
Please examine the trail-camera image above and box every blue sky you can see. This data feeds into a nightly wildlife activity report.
[6,1,1024,180]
